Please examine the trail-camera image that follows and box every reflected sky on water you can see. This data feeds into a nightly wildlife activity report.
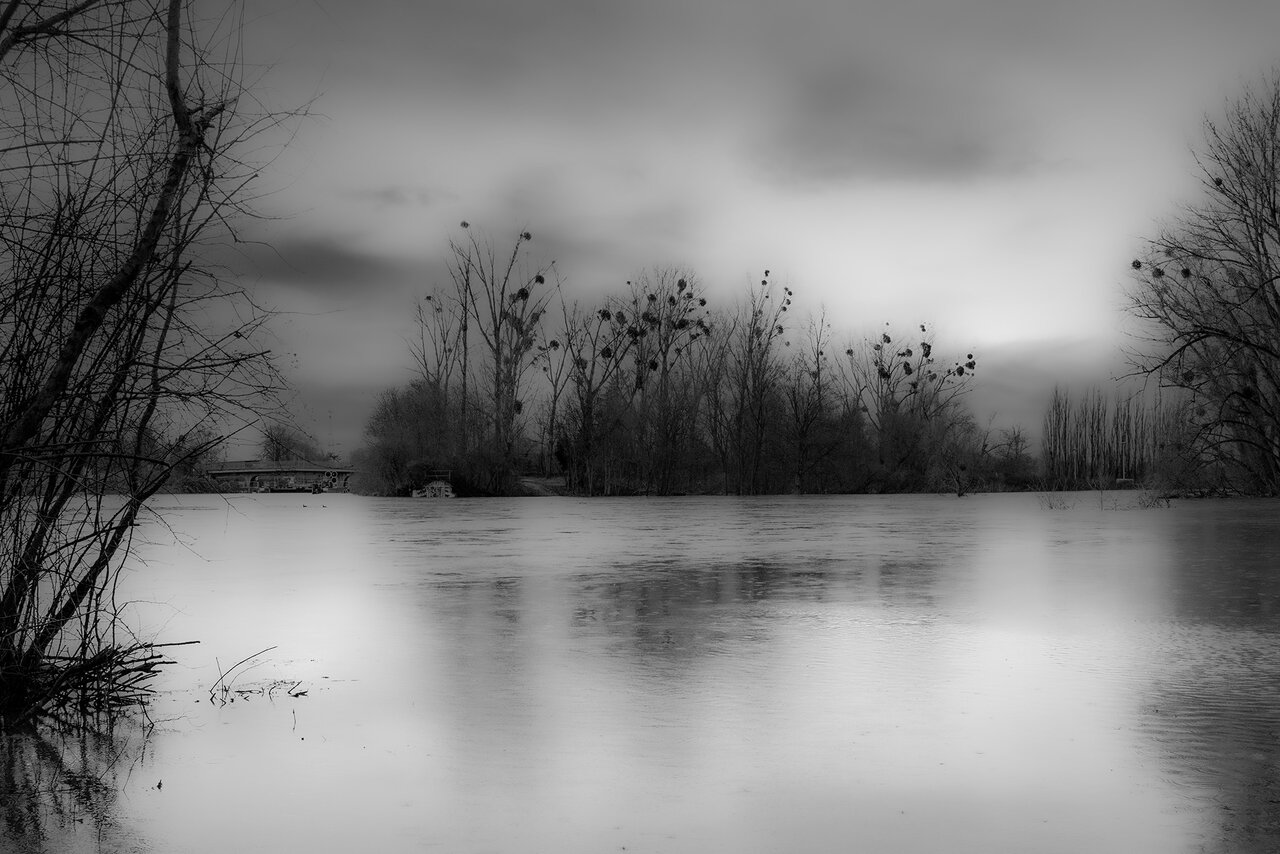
[5,493,1280,853]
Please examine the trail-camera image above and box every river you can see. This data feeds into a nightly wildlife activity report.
[4,492,1280,853]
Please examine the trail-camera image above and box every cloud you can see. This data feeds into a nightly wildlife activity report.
[343,186,459,209]
[243,235,433,301]
[966,335,1135,443]
[291,0,678,102]
[752,58,1037,185]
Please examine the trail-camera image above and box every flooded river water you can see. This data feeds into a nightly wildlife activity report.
[4,492,1280,853]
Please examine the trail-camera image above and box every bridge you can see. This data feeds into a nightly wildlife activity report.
[206,460,354,493]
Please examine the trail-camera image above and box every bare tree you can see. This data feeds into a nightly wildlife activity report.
[1128,72,1280,493]
[784,310,842,493]
[557,298,640,494]
[990,425,1036,488]
[447,225,552,490]
[1041,385,1188,490]
[840,323,975,491]
[260,423,323,462]
[406,287,467,461]
[0,0,285,725]
[534,318,573,478]
[713,274,792,493]
[411,290,466,404]
[621,269,712,493]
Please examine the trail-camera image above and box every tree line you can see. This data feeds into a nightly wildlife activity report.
[354,230,1020,496]
[358,72,1280,498]
[1040,386,1197,491]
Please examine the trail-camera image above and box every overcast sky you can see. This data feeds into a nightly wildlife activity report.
[224,0,1280,456]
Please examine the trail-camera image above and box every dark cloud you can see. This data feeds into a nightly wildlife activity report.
[343,186,458,209]
[232,0,1280,454]
[238,236,435,302]
[299,0,678,100]
[754,59,1036,184]
[448,166,707,294]
[966,336,1130,445]
[532,223,693,296]
[280,377,386,457]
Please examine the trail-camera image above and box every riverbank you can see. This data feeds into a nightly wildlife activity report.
[515,476,571,496]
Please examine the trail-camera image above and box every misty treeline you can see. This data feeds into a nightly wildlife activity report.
[355,226,1030,496]
[0,1,286,725]
[1040,387,1199,491]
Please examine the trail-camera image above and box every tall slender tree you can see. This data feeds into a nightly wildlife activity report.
[784,310,841,493]
[448,226,552,491]
[622,269,712,493]
[558,298,638,494]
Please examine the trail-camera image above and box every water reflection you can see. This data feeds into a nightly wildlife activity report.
[570,560,833,660]
[1130,501,1280,852]
[1164,501,1280,626]
[417,551,950,677]
[1,721,150,853]
[3,493,1279,852]
[1137,626,1280,853]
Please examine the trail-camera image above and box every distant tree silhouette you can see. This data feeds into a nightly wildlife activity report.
[260,423,323,462]
[363,226,555,495]
[558,296,640,494]
[703,273,791,494]
[448,226,552,492]
[363,255,1007,496]
[783,310,843,492]
[840,323,976,492]
[621,269,713,493]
